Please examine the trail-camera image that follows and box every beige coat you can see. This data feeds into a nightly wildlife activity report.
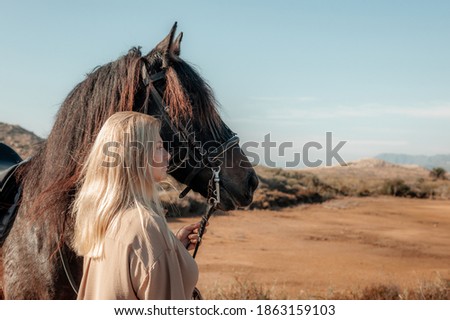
[77,209,199,299]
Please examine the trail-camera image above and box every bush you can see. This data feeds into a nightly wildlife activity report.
[430,167,447,180]
[249,166,337,209]
[359,284,401,300]
[381,179,411,197]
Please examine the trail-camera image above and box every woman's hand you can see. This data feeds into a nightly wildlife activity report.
[176,221,209,251]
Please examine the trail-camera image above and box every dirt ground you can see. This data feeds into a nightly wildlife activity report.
[168,196,450,298]
[1,196,448,299]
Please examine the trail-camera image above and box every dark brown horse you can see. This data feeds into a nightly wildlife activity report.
[0,23,258,299]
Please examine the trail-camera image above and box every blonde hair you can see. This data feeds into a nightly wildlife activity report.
[72,111,165,258]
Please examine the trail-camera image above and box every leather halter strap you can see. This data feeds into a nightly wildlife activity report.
[140,64,239,198]
[178,135,239,199]
[141,64,242,262]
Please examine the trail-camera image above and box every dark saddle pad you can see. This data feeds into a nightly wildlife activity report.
[0,143,24,244]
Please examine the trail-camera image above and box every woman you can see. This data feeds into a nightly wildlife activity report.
[72,111,204,299]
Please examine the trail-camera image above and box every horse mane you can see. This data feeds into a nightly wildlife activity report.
[166,59,225,137]
[19,45,227,245]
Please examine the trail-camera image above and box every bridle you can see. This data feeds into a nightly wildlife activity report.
[141,63,240,258]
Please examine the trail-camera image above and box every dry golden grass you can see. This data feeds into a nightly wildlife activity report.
[203,275,449,300]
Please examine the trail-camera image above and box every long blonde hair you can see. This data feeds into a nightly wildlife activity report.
[72,111,165,258]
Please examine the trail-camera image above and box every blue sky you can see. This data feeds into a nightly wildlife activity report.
[1,0,449,167]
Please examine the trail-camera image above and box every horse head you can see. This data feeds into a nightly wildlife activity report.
[139,23,258,210]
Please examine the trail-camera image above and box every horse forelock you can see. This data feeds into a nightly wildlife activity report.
[166,59,228,140]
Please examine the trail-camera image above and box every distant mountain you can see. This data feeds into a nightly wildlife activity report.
[376,153,450,171]
[0,122,44,159]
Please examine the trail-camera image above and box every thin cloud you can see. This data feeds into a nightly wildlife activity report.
[349,140,409,146]
[263,103,450,120]
[250,96,318,103]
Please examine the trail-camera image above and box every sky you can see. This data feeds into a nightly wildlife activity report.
[1,0,449,168]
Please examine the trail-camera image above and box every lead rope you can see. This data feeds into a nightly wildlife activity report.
[192,167,221,259]
[57,237,79,296]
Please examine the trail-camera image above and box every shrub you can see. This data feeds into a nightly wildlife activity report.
[359,284,401,300]
[430,167,447,180]
[381,179,411,197]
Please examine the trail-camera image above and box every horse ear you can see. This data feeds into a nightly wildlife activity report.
[172,32,183,56]
[152,22,177,68]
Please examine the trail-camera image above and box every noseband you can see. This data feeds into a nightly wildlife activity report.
[141,63,239,258]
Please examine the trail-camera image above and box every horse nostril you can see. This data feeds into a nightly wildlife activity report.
[248,172,259,192]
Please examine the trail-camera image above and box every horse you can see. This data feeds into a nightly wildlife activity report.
[0,23,258,299]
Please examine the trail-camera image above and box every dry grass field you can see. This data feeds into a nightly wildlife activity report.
[168,196,450,299]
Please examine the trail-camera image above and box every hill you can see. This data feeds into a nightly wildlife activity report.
[0,122,44,159]
[161,158,449,216]
[301,158,448,199]
[376,153,450,171]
